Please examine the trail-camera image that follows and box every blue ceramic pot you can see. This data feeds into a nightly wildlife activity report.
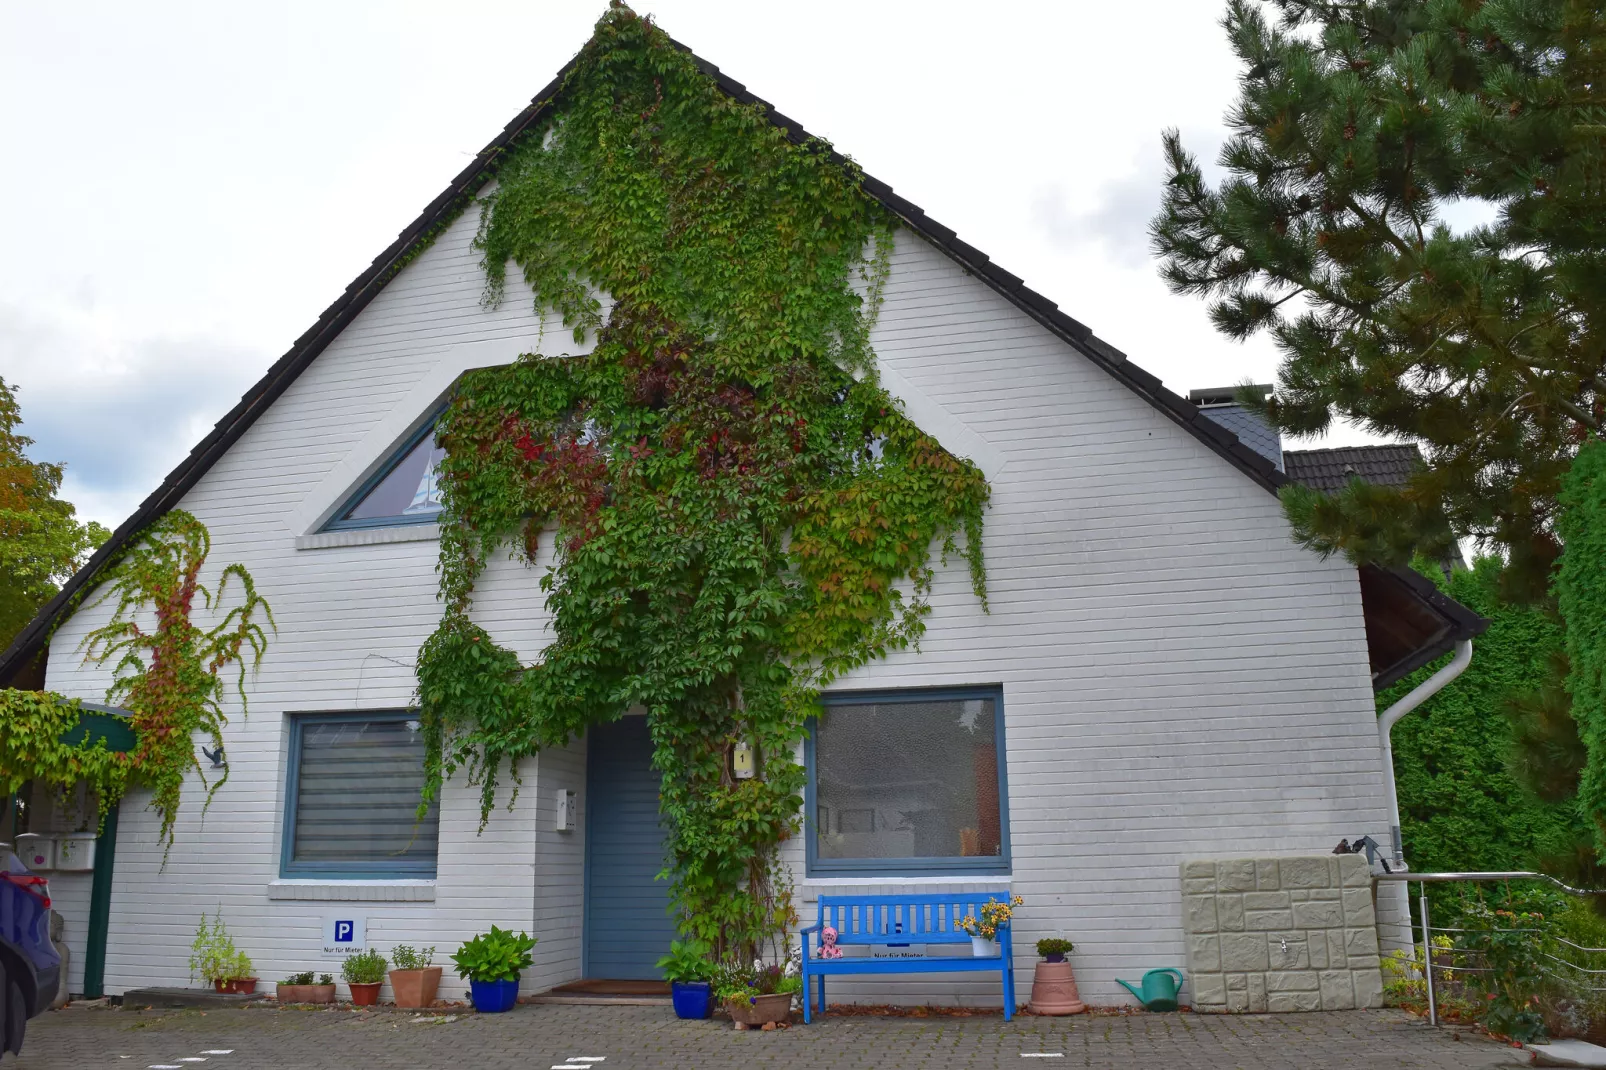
[469,977,520,1013]
[670,981,712,1019]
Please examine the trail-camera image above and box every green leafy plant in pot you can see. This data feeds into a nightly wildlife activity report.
[388,944,441,1009]
[658,939,715,1020]
[452,927,535,1013]
[341,949,388,1006]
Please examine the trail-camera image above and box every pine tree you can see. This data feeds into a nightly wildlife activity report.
[1153,0,1605,601]
[0,376,108,650]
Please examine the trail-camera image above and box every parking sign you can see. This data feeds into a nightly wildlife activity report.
[321,915,366,958]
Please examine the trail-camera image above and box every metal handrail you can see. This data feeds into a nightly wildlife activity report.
[1374,870,1606,1026]
[1374,870,1606,895]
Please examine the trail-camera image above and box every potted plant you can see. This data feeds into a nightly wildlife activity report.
[715,958,800,1029]
[225,949,258,995]
[341,949,388,1006]
[388,944,442,1009]
[957,895,1022,957]
[1029,937,1086,1015]
[276,971,337,1004]
[188,910,239,993]
[451,926,535,1013]
[657,939,714,1020]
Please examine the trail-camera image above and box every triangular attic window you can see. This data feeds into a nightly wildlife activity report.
[323,416,446,530]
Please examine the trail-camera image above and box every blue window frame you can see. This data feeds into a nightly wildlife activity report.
[280,712,439,878]
[322,413,446,532]
[805,686,1010,877]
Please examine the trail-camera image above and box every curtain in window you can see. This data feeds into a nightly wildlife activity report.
[291,718,438,870]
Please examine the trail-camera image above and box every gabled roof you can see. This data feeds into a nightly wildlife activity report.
[0,21,1468,687]
[1284,445,1423,495]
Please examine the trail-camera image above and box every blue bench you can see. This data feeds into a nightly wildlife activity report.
[799,892,1017,1023]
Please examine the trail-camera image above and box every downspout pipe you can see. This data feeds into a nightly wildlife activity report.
[1378,639,1473,867]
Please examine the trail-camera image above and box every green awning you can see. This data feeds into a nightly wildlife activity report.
[59,702,136,754]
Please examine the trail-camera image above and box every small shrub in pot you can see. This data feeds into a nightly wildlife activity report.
[1036,938,1075,963]
[1030,936,1085,1015]
[341,949,388,1006]
[388,944,442,1009]
[277,971,337,1004]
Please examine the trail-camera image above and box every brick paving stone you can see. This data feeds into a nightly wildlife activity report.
[11,1003,1525,1070]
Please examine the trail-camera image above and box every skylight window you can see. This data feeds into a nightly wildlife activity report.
[324,418,446,531]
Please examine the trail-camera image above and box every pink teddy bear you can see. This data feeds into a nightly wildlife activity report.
[818,925,844,959]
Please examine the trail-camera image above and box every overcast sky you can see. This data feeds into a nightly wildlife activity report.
[2,0,1389,530]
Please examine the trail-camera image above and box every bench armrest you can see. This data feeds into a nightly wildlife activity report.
[800,924,823,935]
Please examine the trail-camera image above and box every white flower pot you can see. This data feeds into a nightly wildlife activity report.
[971,936,1000,957]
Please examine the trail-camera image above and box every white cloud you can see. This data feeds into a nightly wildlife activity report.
[1,300,267,529]
[0,0,1394,532]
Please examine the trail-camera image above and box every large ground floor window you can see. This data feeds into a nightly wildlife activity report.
[280,712,439,878]
[806,687,1010,877]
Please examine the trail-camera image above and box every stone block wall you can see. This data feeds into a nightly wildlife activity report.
[1180,855,1384,1013]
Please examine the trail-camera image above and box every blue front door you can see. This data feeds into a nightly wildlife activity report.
[584,716,677,979]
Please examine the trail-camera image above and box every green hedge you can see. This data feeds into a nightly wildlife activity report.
[1384,558,1589,873]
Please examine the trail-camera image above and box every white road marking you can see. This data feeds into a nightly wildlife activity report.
[200,1052,234,1056]
[1021,1056,1064,1059]
[148,1064,181,1068]
[552,1065,589,1069]
[177,1060,207,1063]
[570,1060,606,1064]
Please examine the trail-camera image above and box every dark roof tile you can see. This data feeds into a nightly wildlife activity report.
[1284,445,1422,494]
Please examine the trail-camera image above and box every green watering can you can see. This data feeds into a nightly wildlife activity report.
[1115,968,1184,1011]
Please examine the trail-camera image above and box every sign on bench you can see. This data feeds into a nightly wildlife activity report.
[798,892,1017,1023]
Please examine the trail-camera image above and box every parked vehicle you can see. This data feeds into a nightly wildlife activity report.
[1,851,61,1058]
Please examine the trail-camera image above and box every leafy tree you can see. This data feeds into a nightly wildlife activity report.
[1558,438,1606,851]
[0,376,108,650]
[1152,0,1605,600]
[1385,558,1592,879]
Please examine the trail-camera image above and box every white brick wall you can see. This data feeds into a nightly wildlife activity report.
[44,207,1392,1010]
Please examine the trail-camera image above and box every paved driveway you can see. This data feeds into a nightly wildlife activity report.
[14,1003,1524,1069]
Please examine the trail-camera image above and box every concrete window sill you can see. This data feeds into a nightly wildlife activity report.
[294,525,440,551]
[266,879,437,902]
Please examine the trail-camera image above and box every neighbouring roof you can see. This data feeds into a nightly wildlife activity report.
[0,22,1483,692]
[1188,386,1282,472]
[1360,563,1486,688]
[1283,445,1423,495]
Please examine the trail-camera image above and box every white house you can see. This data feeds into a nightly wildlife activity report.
[0,18,1481,1012]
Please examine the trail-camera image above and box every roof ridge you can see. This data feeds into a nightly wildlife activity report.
[0,18,1286,681]
[1284,444,1420,456]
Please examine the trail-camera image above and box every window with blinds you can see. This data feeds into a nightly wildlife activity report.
[281,714,439,877]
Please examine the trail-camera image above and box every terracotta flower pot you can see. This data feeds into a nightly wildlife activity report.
[277,983,337,1004]
[230,978,258,995]
[725,992,792,1027]
[388,966,442,1009]
[212,979,229,993]
[1029,960,1086,1015]
[348,982,383,1006]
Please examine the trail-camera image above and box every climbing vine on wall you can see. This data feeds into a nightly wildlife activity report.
[0,510,274,846]
[415,4,990,957]
[0,690,127,821]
